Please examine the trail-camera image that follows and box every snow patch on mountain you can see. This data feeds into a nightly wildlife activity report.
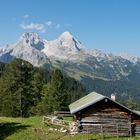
[118,53,140,63]
[0,32,47,66]
[0,31,140,68]
[42,31,84,59]
[18,32,45,50]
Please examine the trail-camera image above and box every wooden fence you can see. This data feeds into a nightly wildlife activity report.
[54,111,72,117]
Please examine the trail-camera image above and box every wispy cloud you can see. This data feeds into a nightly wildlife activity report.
[45,20,61,29]
[20,15,71,33]
[46,21,61,29]
[20,23,46,33]
[23,14,29,18]
[55,24,60,29]
[46,21,53,27]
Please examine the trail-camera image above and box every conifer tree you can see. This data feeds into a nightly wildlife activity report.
[43,69,68,113]
[0,59,38,117]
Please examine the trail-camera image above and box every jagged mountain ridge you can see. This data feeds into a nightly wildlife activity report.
[0,31,140,80]
[0,31,139,64]
[42,31,84,60]
[1,31,140,101]
[0,33,48,66]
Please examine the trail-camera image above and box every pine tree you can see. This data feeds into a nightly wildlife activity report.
[29,72,43,115]
[123,96,138,110]
[42,69,68,113]
[0,59,87,116]
[0,59,35,117]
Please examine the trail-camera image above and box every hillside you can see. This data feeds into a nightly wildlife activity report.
[0,59,86,117]
[0,61,5,77]
[0,32,140,102]
[50,57,140,102]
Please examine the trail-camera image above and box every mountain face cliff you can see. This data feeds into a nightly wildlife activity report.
[0,31,140,102]
[0,33,48,66]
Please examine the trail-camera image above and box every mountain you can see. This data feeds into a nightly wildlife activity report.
[42,31,84,60]
[1,31,140,102]
[118,53,140,63]
[0,32,48,66]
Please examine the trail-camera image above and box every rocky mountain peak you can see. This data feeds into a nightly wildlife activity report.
[119,53,140,63]
[42,31,84,59]
[19,32,41,42]
[18,32,44,50]
[58,31,73,41]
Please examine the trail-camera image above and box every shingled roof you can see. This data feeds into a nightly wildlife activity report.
[69,91,140,116]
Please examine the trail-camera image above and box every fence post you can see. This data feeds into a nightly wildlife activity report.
[87,125,89,140]
[130,123,132,137]
[116,124,119,139]
[42,116,44,125]
[101,125,104,139]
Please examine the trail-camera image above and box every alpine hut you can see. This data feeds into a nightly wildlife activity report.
[69,92,140,136]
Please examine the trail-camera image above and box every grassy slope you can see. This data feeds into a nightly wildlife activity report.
[0,116,44,140]
[0,116,139,140]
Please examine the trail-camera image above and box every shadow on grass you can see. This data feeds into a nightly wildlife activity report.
[0,122,30,140]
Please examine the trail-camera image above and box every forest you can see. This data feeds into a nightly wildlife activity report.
[0,59,86,117]
[0,59,139,118]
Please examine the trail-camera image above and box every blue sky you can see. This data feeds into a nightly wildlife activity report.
[0,0,140,57]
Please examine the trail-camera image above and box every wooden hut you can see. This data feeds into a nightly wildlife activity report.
[69,92,140,136]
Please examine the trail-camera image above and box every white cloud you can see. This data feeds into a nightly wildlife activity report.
[46,21,52,27]
[46,21,61,29]
[20,23,46,33]
[20,16,69,32]
[55,24,60,29]
[23,15,29,18]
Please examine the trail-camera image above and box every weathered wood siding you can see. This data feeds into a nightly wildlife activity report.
[75,98,140,136]
[132,115,140,136]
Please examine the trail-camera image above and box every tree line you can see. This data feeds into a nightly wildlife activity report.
[0,59,86,117]
[0,59,139,117]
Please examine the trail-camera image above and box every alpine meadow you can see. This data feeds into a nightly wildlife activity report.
[0,0,140,139]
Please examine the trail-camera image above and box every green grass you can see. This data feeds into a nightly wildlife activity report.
[0,116,140,140]
[63,116,73,122]
[0,116,45,140]
[0,116,67,140]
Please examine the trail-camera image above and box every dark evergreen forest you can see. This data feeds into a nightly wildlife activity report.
[0,59,86,117]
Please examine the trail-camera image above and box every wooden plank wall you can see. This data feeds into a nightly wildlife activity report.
[132,116,140,136]
[75,99,136,136]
